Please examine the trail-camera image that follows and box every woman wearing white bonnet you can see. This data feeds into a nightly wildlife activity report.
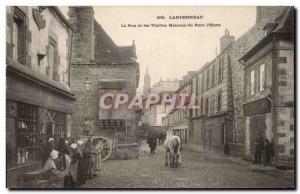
[70,143,78,150]
[44,149,59,171]
[77,140,84,146]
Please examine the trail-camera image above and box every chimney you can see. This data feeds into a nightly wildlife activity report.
[69,6,95,64]
[220,29,235,52]
[256,6,288,25]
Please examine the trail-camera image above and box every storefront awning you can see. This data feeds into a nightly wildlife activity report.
[243,97,271,116]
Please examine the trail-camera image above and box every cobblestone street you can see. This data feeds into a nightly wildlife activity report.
[83,142,294,188]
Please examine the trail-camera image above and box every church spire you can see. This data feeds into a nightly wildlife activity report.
[143,66,151,96]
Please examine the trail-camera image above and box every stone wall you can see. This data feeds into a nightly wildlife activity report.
[68,6,95,64]
[6,6,71,87]
[70,65,138,141]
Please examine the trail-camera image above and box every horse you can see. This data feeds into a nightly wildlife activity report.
[163,130,181,168]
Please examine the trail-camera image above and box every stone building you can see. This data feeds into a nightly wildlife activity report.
[162,71,196,146]
[240,7,294,167]
[6,6,75,187]
[189,6,288,156]
[68,7,140,151]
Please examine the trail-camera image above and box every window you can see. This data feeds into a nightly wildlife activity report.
[259,63,265,92]
[212,64,215,86]
[217,92,222,112]
[278,57,287,64]
[48,37,59,81]
[218,59,222,83]
[12,7,26,65]
[198,74,202,94]
[53,111,66,145]
[250,70,255,95]
[16,103,38,165]
[207,69,210,89]
[210,97,215,114]
[201,73,205,92]
[205,98,209,114]
[200,98,203,115]
[99,119,126,130]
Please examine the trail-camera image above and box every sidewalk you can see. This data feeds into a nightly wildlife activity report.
[183,144,294,181]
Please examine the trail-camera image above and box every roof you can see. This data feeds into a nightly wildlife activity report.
[94,20,137,65]
[240,7,294,63]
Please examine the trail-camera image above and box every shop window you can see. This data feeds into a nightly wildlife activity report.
[16,103,38,165]
[250,70,255,95]
[53,111,66,145]
[12,7,26,65]
[259,63,265,92]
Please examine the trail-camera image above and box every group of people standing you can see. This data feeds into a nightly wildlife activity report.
[147,131,166,154]
[254,131,274,166]
[42,136,101,188]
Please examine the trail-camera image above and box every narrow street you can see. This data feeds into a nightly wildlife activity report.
[83,142,294,188]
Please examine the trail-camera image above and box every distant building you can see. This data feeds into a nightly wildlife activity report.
[240,7,294,166]
[162,71,196,145]
[6,6,75,188]
[189,6,289,156]
[142,78,179,134]
[69,7,140,149]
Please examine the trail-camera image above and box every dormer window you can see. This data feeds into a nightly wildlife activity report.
[263,22,277,36]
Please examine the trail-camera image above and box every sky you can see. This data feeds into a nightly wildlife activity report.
[59,6,256,93]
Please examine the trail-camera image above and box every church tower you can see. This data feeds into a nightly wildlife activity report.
[143,67,151,96]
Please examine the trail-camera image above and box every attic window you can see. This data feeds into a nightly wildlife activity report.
[263,22,277,36]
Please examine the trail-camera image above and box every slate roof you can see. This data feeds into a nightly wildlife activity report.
[94,20,137,65]
[240,7,294,63]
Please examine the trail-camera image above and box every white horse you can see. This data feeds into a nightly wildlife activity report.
[163,130,182,168]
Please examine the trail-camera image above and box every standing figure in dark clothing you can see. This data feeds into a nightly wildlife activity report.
[76,140,86,186]
[147,133,157,154]
[254,131,264,164]
[83,139,93,179]
[264,139,274,166]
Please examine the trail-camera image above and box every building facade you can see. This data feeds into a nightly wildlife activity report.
[69,7,140,146]
[162,71,196,145]
[142,79,179,135]
[6,6,75,187]
[241,7,294,166]
[189,6,288,156]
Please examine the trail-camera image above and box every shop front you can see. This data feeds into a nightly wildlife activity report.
[6,60,75,188]
[243,97,271,160]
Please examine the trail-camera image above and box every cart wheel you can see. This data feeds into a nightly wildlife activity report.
[94,136,112,161]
